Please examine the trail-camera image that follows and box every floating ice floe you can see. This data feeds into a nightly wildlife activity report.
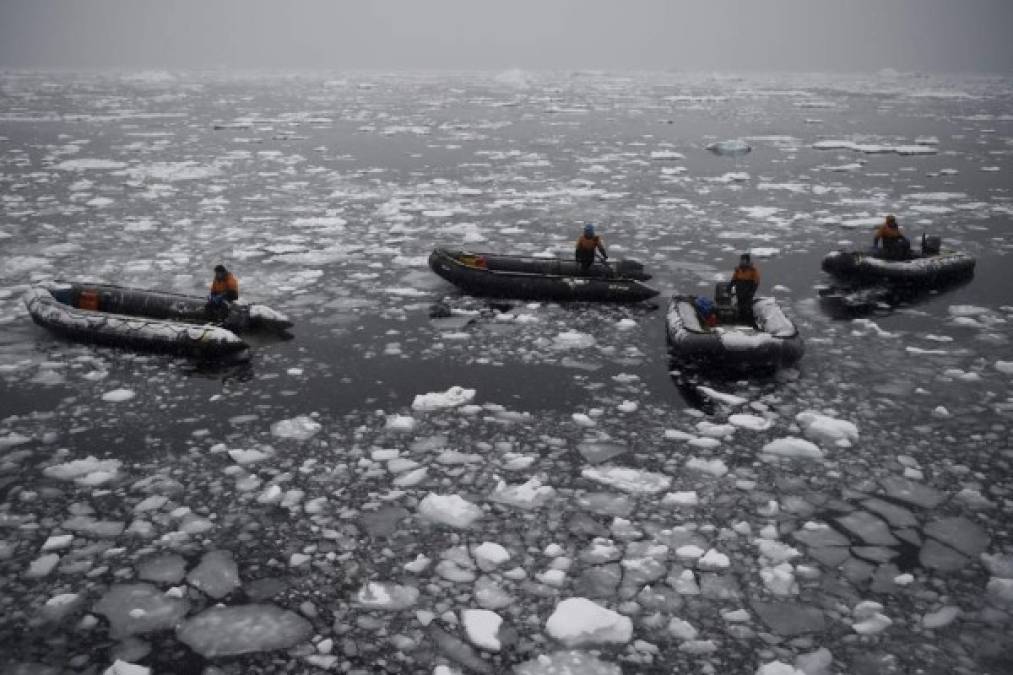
[489,478,556,509]
[43,452,121,484]
[685,457,729,476]
[418,493,483,528]
[270,415,321,441]
[355,581,420,610]
[186,550,240,600]
[728,414,772,431]
[545,598,632,647]
[795,411,859,447]
[514,650,621,675]
[707,139,751,156]
[553,331,596,349]
[761,437,824,460]
[176,604,312,657]
[696,386,747,406]
[94,583,187,638]
[101,388,136,403]
[103,661,150,675]
[461,609,504,651]
[412,386,476,411]
[228,448,272,465]
[55,158,128,171]
[581,466,672,494]
[384,414,417,432]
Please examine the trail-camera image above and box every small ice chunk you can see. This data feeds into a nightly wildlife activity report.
[355,581,420,610]
[668,617,698,640]
[489,478,556,509]
[728,414,771,431]
[102,388,136,403]
[685,457,728,476]
[43,457,122,482]
[761,437,824,460]
[757,661,805,675]
[461,609,503,651]
[795,411,858,446]
[385,414,417,432]
[473,542,511,569]
[228,448,271,465]
[418,493,483,528]
[696,386,747,406]
[103,660,151,675]
[661,491,699,507]
[26,553,60,578]
[270,415,321,440]
[922,605,960,629]
[412,386,476,411]
[616,400,638,413]
[553,331,596,349]
[41,534,73,551]
[580,466,672,494]
[697,549,731,570]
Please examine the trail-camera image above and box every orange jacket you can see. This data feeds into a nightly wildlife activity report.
[210,273,239,300]
[874,224,903,244]
[731,265,759,284]
[576,234,605,254]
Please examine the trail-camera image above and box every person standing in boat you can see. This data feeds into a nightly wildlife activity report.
[873,215,911,260]
[575,223,608,274]
[207,264,239,317]
[729,253,759,322]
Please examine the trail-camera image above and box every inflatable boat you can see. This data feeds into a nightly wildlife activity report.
[24,281,292,358]
[822,236,975,286]
[666,290,804,372]
[428,248,659,303]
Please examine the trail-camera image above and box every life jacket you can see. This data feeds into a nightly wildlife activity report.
[731,265,759,284]
[575,234,601,253]
[876,224,903,240]
[210,273,239,298]
[77,289,100,311]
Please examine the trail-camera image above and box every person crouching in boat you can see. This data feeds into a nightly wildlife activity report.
[207,264,239,319]
[873,215,911,260]
[729,253,759,323]
[575,223,608,274]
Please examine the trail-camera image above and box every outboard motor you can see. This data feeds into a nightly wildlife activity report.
[713,282,737,324]
[614,259,650,281]
[921,234,941,256]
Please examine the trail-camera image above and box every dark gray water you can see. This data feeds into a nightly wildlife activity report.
[0,70,1011,674]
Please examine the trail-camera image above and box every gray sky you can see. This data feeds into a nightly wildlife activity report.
[1,0,1011,72]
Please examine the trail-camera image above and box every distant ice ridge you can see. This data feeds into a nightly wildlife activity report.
[812,139,937,155]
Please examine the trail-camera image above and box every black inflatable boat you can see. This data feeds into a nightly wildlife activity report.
[822,236,975,286]
[428,248,659,302]
[666,287,804,372]
[24,281,292,358]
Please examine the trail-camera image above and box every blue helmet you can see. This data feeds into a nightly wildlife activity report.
[583,223,595,236]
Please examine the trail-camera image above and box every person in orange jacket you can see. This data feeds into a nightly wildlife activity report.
[873,215,910,260]
[730,253,759,322]
[575,223,608,273]
[207,264,239,315]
